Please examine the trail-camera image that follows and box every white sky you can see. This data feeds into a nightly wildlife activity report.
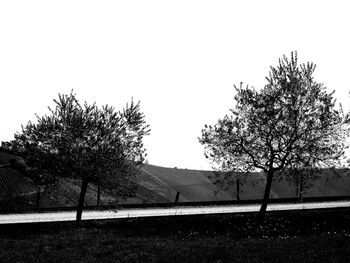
[1,1,349,170]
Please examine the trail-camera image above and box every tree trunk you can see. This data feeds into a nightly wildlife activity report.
[258,170,274,220]
[174,192,180,203]
[76,178,89,225]
[236,179,240,201]
[97,184,101,206]
[36,188,41,209]
[299,174,303,202]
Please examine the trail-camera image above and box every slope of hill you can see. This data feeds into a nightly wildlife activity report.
[2,162,350,211]
[138,165,232,202]
[30,165,350,209]
[137,165,350,202]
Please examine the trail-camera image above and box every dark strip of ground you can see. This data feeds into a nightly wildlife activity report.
[1,208,350,262]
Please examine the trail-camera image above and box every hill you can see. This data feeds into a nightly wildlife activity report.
[137,164,350,202]
[2,161,350,211]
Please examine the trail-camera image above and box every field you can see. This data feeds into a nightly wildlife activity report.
[4,164,350,213]
[2,149,350,211]
[1,208,350,262]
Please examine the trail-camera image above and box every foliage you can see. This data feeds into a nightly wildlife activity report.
[199,52,349,214]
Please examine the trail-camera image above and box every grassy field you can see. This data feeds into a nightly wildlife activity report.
[1,208,350,262]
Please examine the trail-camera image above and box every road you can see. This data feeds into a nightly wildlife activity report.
[1,200,350,224]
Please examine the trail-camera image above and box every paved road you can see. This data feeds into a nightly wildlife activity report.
[1,200,350,224]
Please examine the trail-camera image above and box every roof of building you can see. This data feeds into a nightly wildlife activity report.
[0,167,37,199]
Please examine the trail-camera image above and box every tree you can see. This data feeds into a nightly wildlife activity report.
[199,52,349,218]
[4,91,150,224]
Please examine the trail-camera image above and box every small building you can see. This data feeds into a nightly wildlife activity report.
[0,151,38,210]
[0,165,37,201]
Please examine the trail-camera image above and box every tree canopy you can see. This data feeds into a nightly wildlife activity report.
[3,91,150,223]
[199,52,349,217]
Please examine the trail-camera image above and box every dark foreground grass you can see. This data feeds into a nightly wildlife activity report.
[1,208,350,262]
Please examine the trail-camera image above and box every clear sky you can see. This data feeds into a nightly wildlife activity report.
[1,1,349,170]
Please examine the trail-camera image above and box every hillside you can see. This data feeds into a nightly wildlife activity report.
[138,165,350,202]
[2,161,350,211]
